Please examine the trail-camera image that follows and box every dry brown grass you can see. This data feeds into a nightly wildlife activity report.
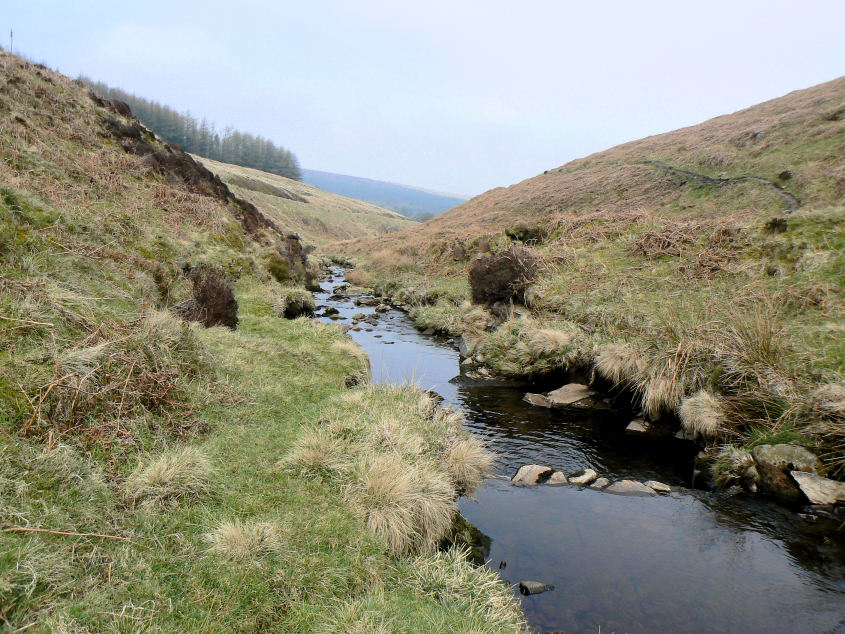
[343,454,455,556]
[680,390,725,439]
[205,519,283,561]
[124,446,214,508]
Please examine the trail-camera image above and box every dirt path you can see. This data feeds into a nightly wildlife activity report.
[643,160,800,212]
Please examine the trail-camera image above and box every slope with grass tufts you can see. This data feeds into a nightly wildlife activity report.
[338,76,845,483]
[0,52,524,631]
[198,156,418,246]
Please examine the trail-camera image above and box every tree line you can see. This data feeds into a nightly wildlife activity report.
[81,77,302,180]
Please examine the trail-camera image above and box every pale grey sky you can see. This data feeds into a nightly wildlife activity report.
[4,1,845,195]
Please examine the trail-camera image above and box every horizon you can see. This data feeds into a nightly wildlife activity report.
[4,1,845,196]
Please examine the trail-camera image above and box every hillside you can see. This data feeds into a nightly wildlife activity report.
[302,168,467,220]
[341,77,845,482]
[0,52,523,631]
[198,157,417,245]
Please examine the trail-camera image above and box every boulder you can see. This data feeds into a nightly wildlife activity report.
[752,444,825,505]
[375,303,390,313]
[457,335,478,359]
[519,580,554,596]
[626,419,649,434]
[422,328,435,335]
[321,306,339,316]
[644,480,672,493]
[546,383,597,406]
[790,471,845,505]
[523,392,552,408]
[546,471,568,486]
[590,477,610,489]
[512,464,554,487]
[605,480,657,497]
[354,296,379,306]
[569,468,598,486]
[352,312,366,320]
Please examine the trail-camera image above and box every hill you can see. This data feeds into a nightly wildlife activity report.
[302,168,467,220]
[197,157,417,245]
[83,77,303,180]
[341,77,845,483]
[0,52,522,631]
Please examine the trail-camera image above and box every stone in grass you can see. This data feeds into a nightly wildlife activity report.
[519,580,555,595]
[512,464,554,487]
[605,480,656,497]
[590,477,610,489]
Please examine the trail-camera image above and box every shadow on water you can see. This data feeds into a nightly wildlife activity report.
[317,269,845,633]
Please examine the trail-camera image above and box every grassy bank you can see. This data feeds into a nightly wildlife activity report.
[0,52,524,631]
[339,202,844,481]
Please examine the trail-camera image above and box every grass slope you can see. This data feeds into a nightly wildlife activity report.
[0,52,523,631]
[339,77,845,480]
[199,157,418,246]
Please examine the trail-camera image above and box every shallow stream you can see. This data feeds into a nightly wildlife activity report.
[316,269,845,633]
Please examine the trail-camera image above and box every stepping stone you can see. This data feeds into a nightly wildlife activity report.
[570,468,598,485]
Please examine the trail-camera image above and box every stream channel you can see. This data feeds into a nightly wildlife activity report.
[316,268,845,633]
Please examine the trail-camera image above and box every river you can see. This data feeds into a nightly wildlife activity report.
[316,268,845,633]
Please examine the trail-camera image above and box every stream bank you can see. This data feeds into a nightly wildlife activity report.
[316,267,845,633]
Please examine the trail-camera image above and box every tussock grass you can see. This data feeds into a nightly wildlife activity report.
[680,390,725,439]
[124,446,214,508]
[285,385,491,555]
[594,343,646,387]
[274,285,316,318]
[476,318,584,378]
[205,519,283,561]
[322,548,526,633]
[709,445,757,488]
[442,436,493,494]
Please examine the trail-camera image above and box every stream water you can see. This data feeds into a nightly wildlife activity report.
[316,269,845,633]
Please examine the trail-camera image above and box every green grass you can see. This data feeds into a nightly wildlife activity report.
[0,53,524,632]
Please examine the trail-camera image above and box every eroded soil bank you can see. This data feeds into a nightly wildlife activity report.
[317,267,845,633]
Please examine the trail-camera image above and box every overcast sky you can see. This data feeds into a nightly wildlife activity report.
[4,1,844,196]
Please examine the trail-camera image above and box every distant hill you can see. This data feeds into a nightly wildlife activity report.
[198,158,417,245]
[301,169,467,220]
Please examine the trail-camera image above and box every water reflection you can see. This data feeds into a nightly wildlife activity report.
[317,270,845,633]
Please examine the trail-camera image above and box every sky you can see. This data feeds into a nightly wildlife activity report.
[4,1,845,196]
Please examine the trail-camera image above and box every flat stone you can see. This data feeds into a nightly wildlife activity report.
[569,468,598,485]
[626,419,649,434]
[590,477,610,489]
[546,383,597,406]
[790,471,845,505]
[512,464,554,487]
[352,312,366,320]
[422,328,435,335]
[546,471,568,486]
[605,480,657,497]
[523,392,552,408]
[519,580,554,595]
[674,428,696,441]
[644,480,672,493]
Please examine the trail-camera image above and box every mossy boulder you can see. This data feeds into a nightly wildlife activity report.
[752,444,825,505]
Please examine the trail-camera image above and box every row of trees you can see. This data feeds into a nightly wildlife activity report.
[82,78,302,180]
